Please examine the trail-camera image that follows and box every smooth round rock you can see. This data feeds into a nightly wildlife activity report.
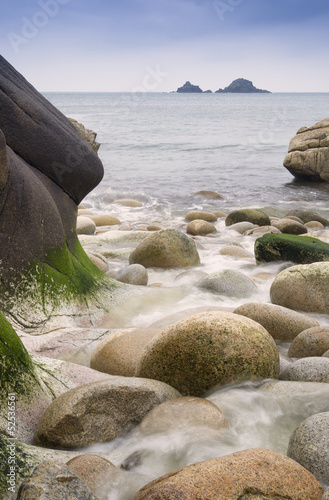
[212,211,227,218]
[185,211,218,222]
[112,199,143,207]
[132,448,324,500]
[34,378,181,448]
[86,251,109,272]
[76,216,96,235]
[129,229,200,269]
[285,210,329,226]
[17,461,98,499]
[227,221,256,234]
[280,357,329,382]
[136,311,280,396]
[174,270,208,286]
[244,225,281,236]
[90,327,159,377]
[234,302,319,341]
[219,245,254,258]
[90,214,121,226]
[66,455,116,494]
[186,219,217,236]
[115,264,148,286]
[194,190,224,199]
[288,327,329,358]
[270,262,329,313]
[225,208,270,227]
[288,412,329,485]
[305,221,325,230]
[196,270,257,298]
[272,218,308,235]
[139,397,228,435]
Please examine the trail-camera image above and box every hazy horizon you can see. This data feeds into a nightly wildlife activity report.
[1,0,329,93]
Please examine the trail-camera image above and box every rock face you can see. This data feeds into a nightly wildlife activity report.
[34,377,181,448]
[283,117,329,182]
[288,412,329,486]
[255,234,329,264]
[216,78,270,93]
[132,448,323,500]
[136,311,279,396]
[270,262,329,313]
[177,81,203,93]
[234,302,319,341]
[0,55,122,328]
[129,229,200,269]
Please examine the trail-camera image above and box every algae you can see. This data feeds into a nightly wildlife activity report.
[255,233,329,264]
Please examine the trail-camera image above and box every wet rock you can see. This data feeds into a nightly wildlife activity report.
[213,211,227,218]
[255,234,329,264]
[194,190,224,199]
[271,218,308,235]
[280,357,329,382]
[186,219,217,236]
[78,208,94,216]
[115,264,149,286]
[76,216,96,235]
[85,252,109,272]
[147,225,163,231]
[16,461,98,499]
[90,214,121,226]
[244,225,281,236]
[234,302,319,341]
[112,198,143,207]
[196,269,257,298]
[225,208,270,227]
[139,397,228,434]
[129,229,200,269]
[227,221,256,233]
[185,211,218,222]
[136,311,279,396]
[174,270,208,286]
[305,221,325,231]
[219,245,254,258]
[34,377,181,448]
[288,327,329,358]
[288,412,329,486]
[285,209,329,226]
[283,118,329,182]
[90,327,159,377]
[270,262,329,313]
[66,455,116,495]
[132,448,323,499]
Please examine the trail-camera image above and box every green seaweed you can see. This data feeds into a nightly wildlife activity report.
[255,233,329,264]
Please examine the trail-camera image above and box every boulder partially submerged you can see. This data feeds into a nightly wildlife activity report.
[283,117,329,181]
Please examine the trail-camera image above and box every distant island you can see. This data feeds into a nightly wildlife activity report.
[176,78,270,94]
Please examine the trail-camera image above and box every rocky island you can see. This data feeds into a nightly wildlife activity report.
[176,78,270,93]
[215,78,270,93]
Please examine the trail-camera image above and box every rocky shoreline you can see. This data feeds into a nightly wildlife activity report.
[1,56,329,499]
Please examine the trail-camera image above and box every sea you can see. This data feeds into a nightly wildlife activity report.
[44,92,329,218]
[43,92,329,499]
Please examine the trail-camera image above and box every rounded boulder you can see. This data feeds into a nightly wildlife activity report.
[115,264,148,286]
[234,302,319,341]
[129,229,200,269]
[225,208,270,227]
[270,262,329,313]
[185,211,218,222]
[196,270,257,298]
[280,357,329,383]
[288,327,329,358]
[132,448,323,500]
[186,219,217,236]
[76,216,96,235]
[135,311,279,396]
[288,412,329,486]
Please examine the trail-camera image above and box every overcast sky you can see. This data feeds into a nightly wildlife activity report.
[1,0,329,92]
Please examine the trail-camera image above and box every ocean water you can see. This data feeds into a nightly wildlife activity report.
[43,92,329,499]
[44,92,329,217]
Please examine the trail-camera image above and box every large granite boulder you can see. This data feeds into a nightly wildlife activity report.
[132,448,323,499]
[0,56,124,328]
[136,311,279,396]
[283,118,329,181]
[270,262,329,313]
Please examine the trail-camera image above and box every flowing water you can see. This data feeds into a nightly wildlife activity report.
[44,91,329,498]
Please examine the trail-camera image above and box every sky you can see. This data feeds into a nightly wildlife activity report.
[1,0,329,92]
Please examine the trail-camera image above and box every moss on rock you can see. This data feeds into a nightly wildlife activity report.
[225,208,270,227]
[255,233,329,264]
